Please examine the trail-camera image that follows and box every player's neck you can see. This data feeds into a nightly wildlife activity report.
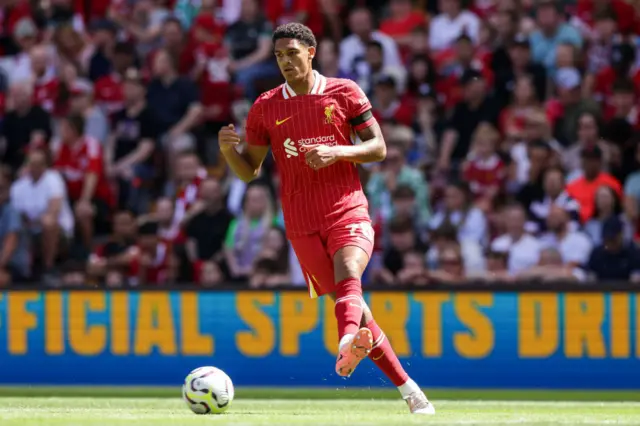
[287,70,316,95]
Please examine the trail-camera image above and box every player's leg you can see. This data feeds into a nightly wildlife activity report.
[330,224,435,414]
[331,245,374,377]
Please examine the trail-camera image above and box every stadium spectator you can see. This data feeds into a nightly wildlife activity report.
[379,0,427,58]
[539,204,593,267]
[371,75,413,125]
[547,67,601,146]
[490,204,541,275]
[566,145,621,223]
[428,0,480,52]
[197,260,225,287]
[426,222,485,277]
[146,48,202,167]
[584,185,633,245]
[494,34,547,109]
[87,210,137,283]
[93,42,138,115]
[54,115,113,247]
[527,166,580,234]
[10,149,73,278]
[185,178,233,268]
[585,215,640,281]
[437,68,499,174]
[317,38,355,80]
[516,247,581,282]
[529,0,582,75]
[429,243,466,283]
[225,0,279,101]
[106,68,157,214]
[360,40,407,96]
[128,220,174,285]
[563,111,609,178]
[1,81,52,172]
[429,181,488,246]
[69,79,109,144]
[605,79,640,132]
[0,171,28,284]
[339,7,402,80]
[224,184,273,281]
[249,226,290,288]
[498,74,540,139]
[366,142,430,228]
[624,142,640,238]
[372,215,427,285]
[462,123,506,206]
[125,0,171,60]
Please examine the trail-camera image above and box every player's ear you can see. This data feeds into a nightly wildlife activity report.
[308,46,316,60]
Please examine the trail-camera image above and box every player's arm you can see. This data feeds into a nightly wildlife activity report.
[337,112,386,163]
[219,124,269,183]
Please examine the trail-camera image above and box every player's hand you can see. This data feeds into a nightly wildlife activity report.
[305,145,339,170]
[219,124,241,153]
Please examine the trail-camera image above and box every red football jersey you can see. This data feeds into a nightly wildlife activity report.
[54,136,113,204]
[33,73,59,114]
[127,243,171,285]
[94,73,125,116]
[463,154,506,198]
[246,72,375,238]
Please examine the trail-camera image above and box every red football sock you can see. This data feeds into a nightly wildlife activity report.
[334,277,363,341]
[366,319,409,387]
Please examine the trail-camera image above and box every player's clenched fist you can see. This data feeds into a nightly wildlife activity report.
[218,124,241,153]
[305,145,340,170]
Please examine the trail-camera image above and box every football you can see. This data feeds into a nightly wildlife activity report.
[182,366,235,414]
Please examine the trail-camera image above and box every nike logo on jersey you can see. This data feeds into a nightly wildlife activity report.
[284,138,298,158]
[373,352,384,361]
[276,117,292,126]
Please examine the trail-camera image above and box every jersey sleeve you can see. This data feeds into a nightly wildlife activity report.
[245,100,269,146]
[343,80,376,131]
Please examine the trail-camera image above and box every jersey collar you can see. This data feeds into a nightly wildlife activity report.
[282,70,326,99]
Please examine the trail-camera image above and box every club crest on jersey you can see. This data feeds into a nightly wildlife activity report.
[324,105,335,124]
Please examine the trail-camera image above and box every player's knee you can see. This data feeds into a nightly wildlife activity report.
[335,258,361,281]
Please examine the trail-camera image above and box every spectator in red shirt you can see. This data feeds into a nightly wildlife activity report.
[499,74,540,137]
[437,34,494,110]
[54,114,113,247]
[128,220,174,286]
[463,123,506,207]
[30,45,59,114]
[94,41,137,116]
[371,74,414,127]
[575,0,638,35]
[592,42,640,104]
[0,0,32,56]
[379,0,427,60]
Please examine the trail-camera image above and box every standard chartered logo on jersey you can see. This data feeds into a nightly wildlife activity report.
[284,135,337,159]
[283,138,298,158]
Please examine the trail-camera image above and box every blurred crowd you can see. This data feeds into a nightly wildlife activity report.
[1,0,640,287]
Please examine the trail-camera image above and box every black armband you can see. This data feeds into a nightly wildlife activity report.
[350,109,373,127]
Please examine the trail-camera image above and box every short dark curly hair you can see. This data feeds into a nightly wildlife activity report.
[272,23,317,48]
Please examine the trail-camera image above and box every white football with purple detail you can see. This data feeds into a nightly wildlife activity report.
[182,366,235,414]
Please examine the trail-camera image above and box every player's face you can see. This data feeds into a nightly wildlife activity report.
[274,38,315,82]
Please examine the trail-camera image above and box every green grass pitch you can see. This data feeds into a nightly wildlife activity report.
[1,388,640,425]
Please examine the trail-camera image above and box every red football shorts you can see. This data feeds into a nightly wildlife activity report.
[290,216,374,298]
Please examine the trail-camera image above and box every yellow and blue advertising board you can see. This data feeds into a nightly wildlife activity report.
[0,290,638,388]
